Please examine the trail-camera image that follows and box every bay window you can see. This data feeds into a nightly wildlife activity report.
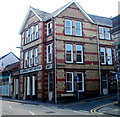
[65,44,73,63]
[66,72,74,92]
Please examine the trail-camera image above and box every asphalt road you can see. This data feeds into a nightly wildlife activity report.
[1,100,91,115]
[0,95,117,116]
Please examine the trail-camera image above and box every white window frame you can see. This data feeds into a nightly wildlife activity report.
[75,21,82,36]
[29,49,33,67]
[47,22,52,36]
[76,45,83,63]
[47,44,52,63]
[25,30,29,44]
[66,72,74,92]
[34,24,39,40]
[65,20,72,35]
[105,28,110,40]
[76,72,84,92]
[34,48,38,66]
[106,48,112,65]
[100,47,106,64]
[24,51,28,68]
[30,26,34,41]
[99,27,104,39]
[65,44,73,63]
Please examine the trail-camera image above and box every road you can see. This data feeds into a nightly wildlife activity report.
[0,95,117,115]
[1,100,91,115]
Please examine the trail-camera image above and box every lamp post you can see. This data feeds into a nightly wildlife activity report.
[90,24,102,96]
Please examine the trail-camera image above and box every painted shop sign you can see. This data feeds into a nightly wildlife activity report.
[20,65,42,74]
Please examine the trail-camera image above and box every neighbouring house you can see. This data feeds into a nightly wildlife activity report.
[19,0,116,103]
[112,14,120,75]
[111,14,120,104]
[0,52,20,97]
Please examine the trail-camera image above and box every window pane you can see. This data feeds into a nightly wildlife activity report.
[100,48,106,64]
[106,48,112,64]
[76,45,83,63]
[66,72,73,92]
[47,22,52,36]
[77,73,84,91]
[75,22,82,36]
[66,83,72,91]
[66,54,71,61]
[47,44,52,63]
[99,27,104,39]
[65,44,73,62]
[65,20,72,35]
[105,28,110,40]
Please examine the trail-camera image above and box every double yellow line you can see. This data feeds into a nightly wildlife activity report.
[90,101,117,114]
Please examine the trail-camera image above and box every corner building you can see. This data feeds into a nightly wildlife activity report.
[19,1,116,103]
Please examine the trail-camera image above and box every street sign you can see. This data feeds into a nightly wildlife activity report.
[115,73,119,80]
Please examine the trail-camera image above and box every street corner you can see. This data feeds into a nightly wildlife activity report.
[90,101,118,115]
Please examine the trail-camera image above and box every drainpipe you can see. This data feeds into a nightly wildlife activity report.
[53,17,57,104]
[96,24,102,96]
[90,24,102,96]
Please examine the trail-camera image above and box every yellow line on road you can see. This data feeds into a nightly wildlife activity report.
[90,101,117,114]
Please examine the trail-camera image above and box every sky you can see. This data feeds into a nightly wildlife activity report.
[0,0,119,58]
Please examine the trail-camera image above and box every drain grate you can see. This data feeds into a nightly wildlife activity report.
[46,111,55,113]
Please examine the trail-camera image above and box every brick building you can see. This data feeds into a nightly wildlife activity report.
[19,0,116,103]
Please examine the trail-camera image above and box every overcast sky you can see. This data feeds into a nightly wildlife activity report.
[0,0,119,58]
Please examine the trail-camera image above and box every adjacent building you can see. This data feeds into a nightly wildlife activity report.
[19,0,116,103]
[0,52,20,97]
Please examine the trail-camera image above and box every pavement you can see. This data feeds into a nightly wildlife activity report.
[1,94,120,116]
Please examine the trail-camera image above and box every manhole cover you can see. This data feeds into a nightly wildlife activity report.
[46,111,55,113]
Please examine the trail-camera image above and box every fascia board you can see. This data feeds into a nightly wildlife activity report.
[75,2,94,24]
[19,7,42,34]
[53,0,94,24]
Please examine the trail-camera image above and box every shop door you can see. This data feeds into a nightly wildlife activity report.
[102,73,108,95]
[48,73,53,101]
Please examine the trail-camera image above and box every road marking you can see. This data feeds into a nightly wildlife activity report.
[9,106,12,109]
[29,111,35,115]
[90,101,117,114]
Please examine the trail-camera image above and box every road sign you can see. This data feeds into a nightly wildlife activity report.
[115,73,119,80]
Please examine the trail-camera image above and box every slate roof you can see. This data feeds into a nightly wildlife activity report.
[30,7,51,21]
[88,14,112,27]
[3,61,20,72]
[20,0,112,34]
[31,3,112,27]
[0,52,19,72]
